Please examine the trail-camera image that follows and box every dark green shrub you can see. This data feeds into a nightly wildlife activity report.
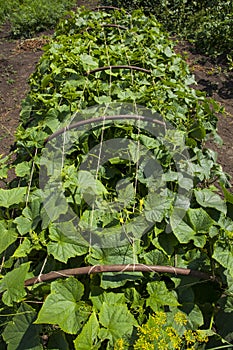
[0,0,19,25]
[0,0,77,37]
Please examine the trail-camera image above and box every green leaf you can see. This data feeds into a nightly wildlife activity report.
[194,188,227,214]
[124,287,144,314]
[146,281,180,311]
[218,215,233,238]
[15,161,31,177]
[213,242,233,276]
[164,46,173,57]
[116,178,135,206]
[87,245,136,266]
[13,238,32,258]
[80,54,98,70]
[74,312,100,350]
[139,134,159,149]
[77,170,108,197]
[91,291,125,312]
[186,305,204,330]
[94,95,112,104]
[143,249,169,266]
[41,191,69,223]
[0,187,27,208]
[144,193,171,223]
[44,116,61,133]
[221,184,233,204]
[215,308,233,343]
[171,216,196,244]
[171,216,206,248]
[189,121,206,141]
[187,208,214,232]
[152,231,178,257]
[0,262,30,306]
[47,331,70,349]
[0,221,18,254]
[0,157,8,179]
[47,223,88,263]
[14,215,32,235]
[35,277,91,334]
[98,303,137,344]
[2,303,42,350]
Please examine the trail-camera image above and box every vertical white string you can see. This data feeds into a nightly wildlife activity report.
[114,14,142,265]
[88,26,112,252]
[26,148,38,207]
[36,255,48,284]
[95,28,112,179]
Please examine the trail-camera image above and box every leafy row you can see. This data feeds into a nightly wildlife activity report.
[0,8,233,349]
[100,0,233,62]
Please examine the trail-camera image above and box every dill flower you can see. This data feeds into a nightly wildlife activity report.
[153,311,167,326]
[134,337,154,350]
[166,326,182,349]
[158,338,168,350]
[184,330,196,345]
[114,338,125,350]
[196,330,209,343]
[174,311,188,326]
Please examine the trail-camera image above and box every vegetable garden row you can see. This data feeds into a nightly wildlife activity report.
[102,0,233,65]
[2,0,233,67]
[0,6,233,349]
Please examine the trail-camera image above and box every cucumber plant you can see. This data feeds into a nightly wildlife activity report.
[0,8,233,349]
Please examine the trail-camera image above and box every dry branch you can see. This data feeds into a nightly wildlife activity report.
[83,24,128,32]
[44,114,165,143]
[85,65,151,75]
[93,6,128,13]
[24,264,212,286]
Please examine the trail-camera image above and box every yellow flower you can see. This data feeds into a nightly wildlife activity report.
[139,198,144,211]
[114,338,125,350]
[153,311,167,326]
[158,338,168,350]
[119,217,124,224]
[139,324,150,335]
[184,330,196,345]
[166,327,181,349]
[134,337,154,350]
[196,330,209,343]
[166,326,176,338]
[149,326,160,341]
[174,311,188,326]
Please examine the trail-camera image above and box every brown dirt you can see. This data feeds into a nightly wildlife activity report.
[174,40,233,190]
[0,9,233,189]
[0,26,47,156]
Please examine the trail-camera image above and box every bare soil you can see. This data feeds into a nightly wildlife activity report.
[174,40,233,189]
[0,25,47,156]
[0,7,233,188]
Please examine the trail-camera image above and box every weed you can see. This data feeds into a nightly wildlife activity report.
[7,78,15,84]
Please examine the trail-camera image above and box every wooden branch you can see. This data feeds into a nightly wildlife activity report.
[101,24,127,30]
[92,6,127,13]
[85,65,151,75]
[83,24,128,32]
[44,114,165,143]
[24,264,212,286]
